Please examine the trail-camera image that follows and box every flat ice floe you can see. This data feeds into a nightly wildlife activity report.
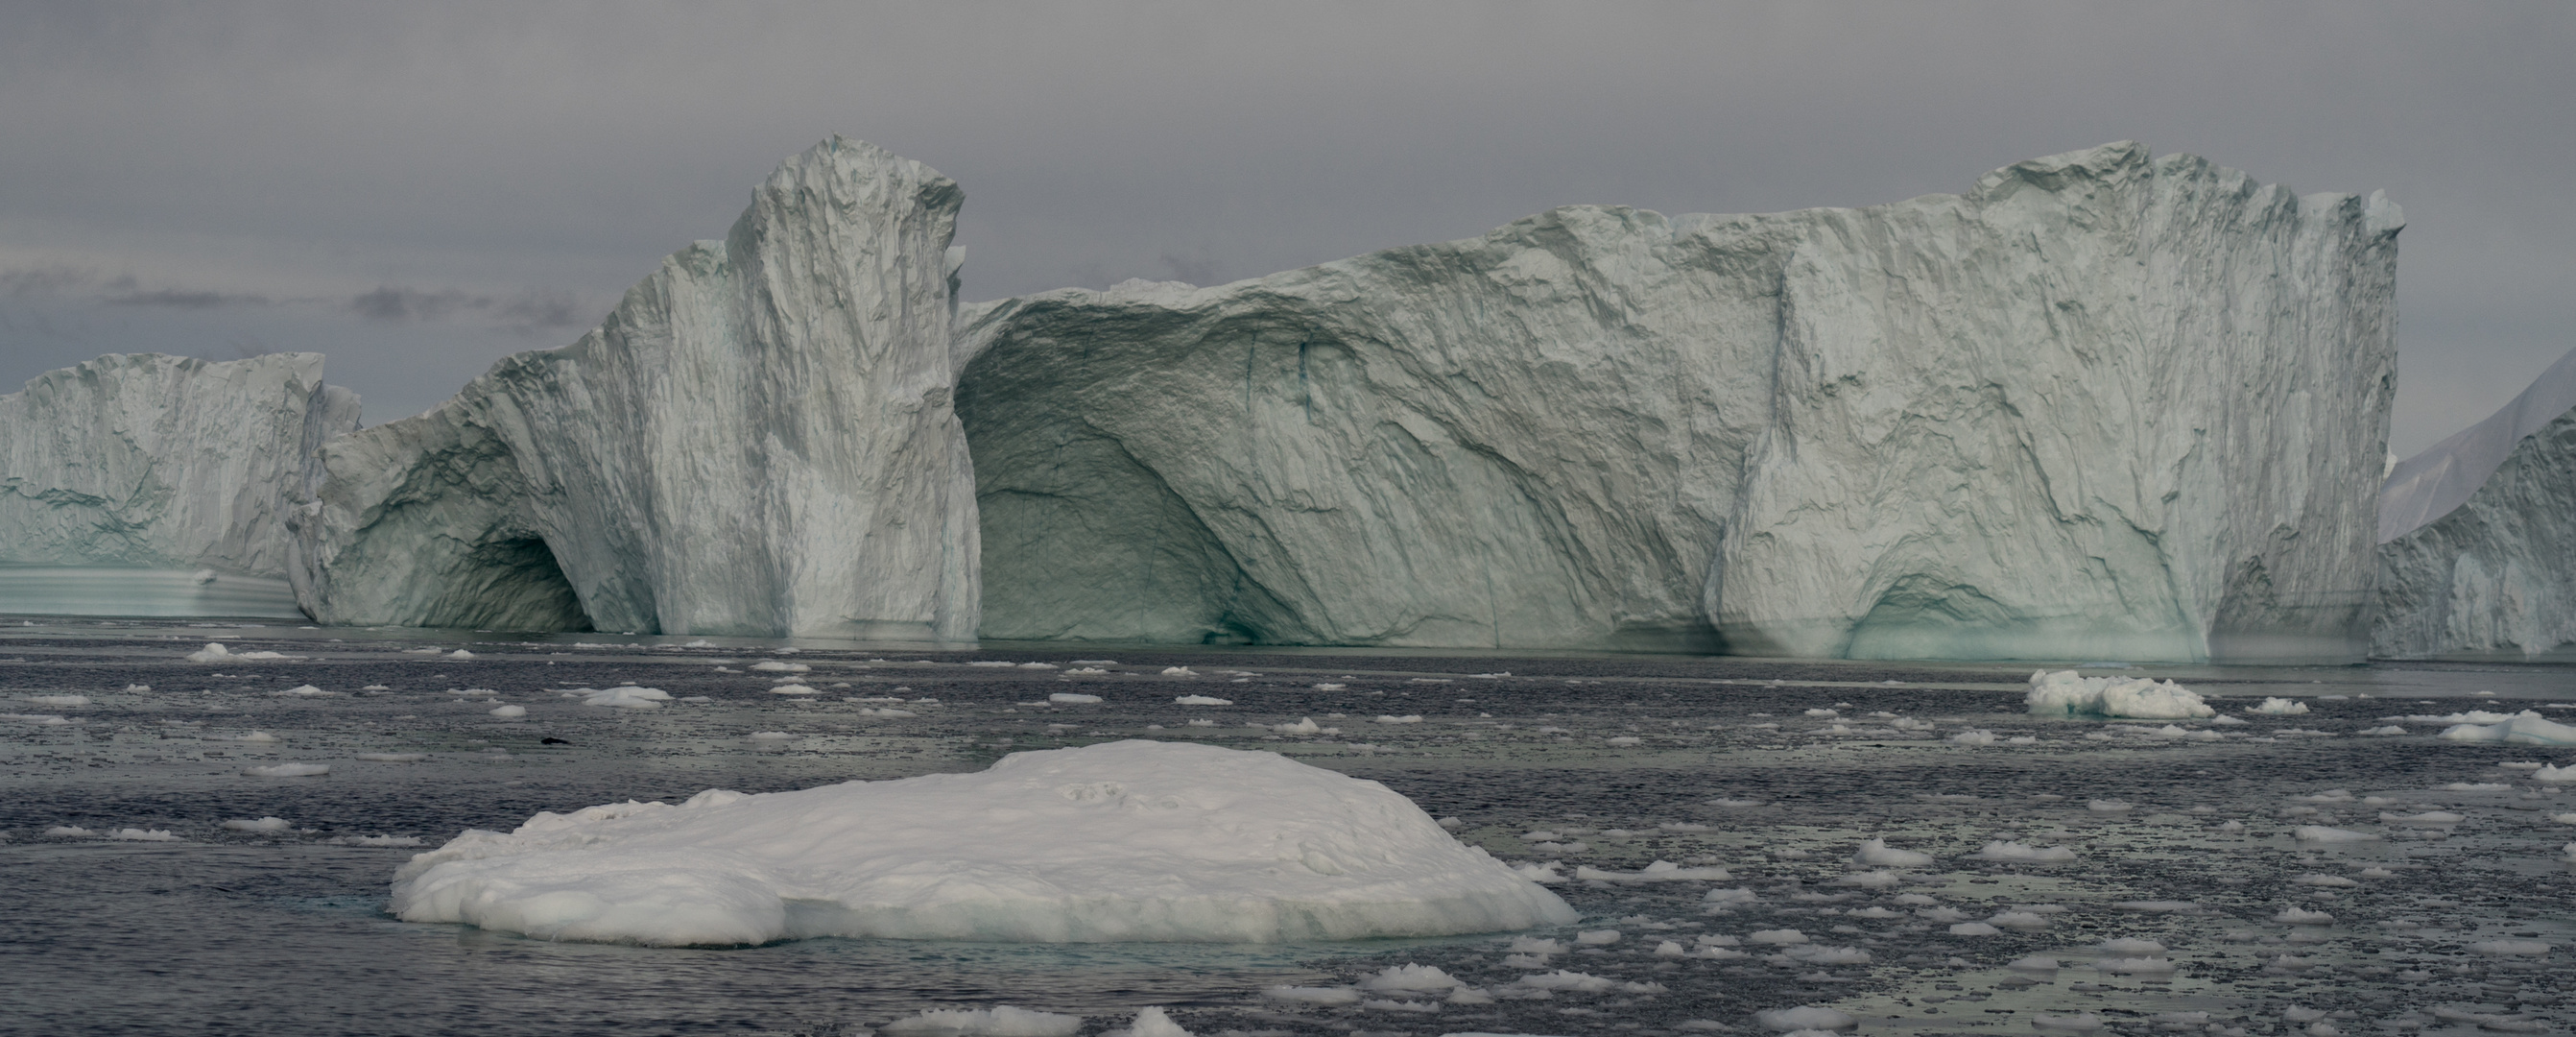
[390,740,1577,946]
[2023,670,2213,719]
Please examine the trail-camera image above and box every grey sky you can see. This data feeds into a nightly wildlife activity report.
[2,2,2568,456]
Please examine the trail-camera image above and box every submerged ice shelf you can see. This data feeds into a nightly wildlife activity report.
[390,739,1576,945]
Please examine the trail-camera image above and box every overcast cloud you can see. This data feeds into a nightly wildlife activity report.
[1,1,2568,454]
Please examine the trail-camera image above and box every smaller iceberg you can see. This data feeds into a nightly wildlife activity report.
[2435,711,2576,747]
[391,740,1575,946]
[2024,670,2213,718]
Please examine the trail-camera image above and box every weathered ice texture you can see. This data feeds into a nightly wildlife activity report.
[959,143,2399,661]
[294,137,977,638]
[1,352,359,578]
[2373,346,2576,659]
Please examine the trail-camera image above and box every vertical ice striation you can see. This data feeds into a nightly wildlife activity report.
[2372,346,2576,659]
[293,137,978,639]
[1714,146,2400,662]
[958,143,2398,661]
[0,352,359,583]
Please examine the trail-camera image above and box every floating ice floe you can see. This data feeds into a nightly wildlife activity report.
[3,712,70,725]
[24,694,88,706]
[2293,826,2378,842]
[768,684,819,695]
[1754,1006,1856,1032]
[183,642,299,663]
[2249,697,2310,715]
[223,817,292,832]
[1965,840,2077,862]
[2024,670,2213,719]
[578,687,670,709]
[1048,693,1101,704]
[389,740,1577,945]
[1160,667,1197,677]
[1851,838,1932,867]
[244,762,329,778]
[1574,861,1731,882]
[1173,695,1230,706]
[881,1006,1083,1037]
[2436,711,2576,746]
[355,752,427,762]
[489,705,525,718]
[2536,764,2576,784]
[751,661,808,673]
[107,828,180,841]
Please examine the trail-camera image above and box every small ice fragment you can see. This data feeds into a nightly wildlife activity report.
[1105,1006,1190,1037]
[2273,906,2336,925]
[580,686,670,709]
[1966,840,2077,862]
[1574,928,1621,945]
[355,753,427,762]
[881,1006,1083,1037]
[747,732,797,741]
[45,826,95,837]
[1948,922,2001,935]
[2025,670,2212,718]
[1272,717,1321,734]
[1048,693,1102,704]
[489,705,526,717]
[1360,963,1463,991]
[2087,799,2132,813]
[1748,928,1808,944]
[1755,1006,1857,1032]
[751,660,809,672]
[2469,939,2551,955]
[1160,667,1197,677]
[2095,956,2178,975]
[1173,695,1230,706]
[108,828,179,841]
[1260,986,1361,1005]
[2098,937,2165,955]
[769,684,820,695]
[447,649,474,659]
[2292,826,2377,843]
[2007,954,2060,971]
[1310,683,1345,690]
[25,694,89,706]
[243,762,329,778]
[1377,714,1424,724]
[1017,663,1058,670]
[223,817,291,832]
[2111,900,2200,912]
[2032,1013,2106,1031]
[1852,837,1932,867]
[1949,729,1997,745]
[2249,697,2310,715]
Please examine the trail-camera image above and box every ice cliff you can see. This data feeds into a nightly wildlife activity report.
[957,142,2400,660]
[0,352,358,580]
[293,137,979,639]
[2372,346,2576,659]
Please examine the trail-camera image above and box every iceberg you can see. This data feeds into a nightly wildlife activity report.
[294,137,978,639]
[2023,669,2214,718]
[958,142,2398,660]
[0,353,358,615]
[388,740,1576,945]
[2372,346,2576,659]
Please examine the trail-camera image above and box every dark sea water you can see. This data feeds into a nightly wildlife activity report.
[2,616,2569,1036]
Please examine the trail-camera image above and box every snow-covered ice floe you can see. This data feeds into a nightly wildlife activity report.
[2433,711,2576,746]
[2024,670,2213,719]
[390,740,1577,945]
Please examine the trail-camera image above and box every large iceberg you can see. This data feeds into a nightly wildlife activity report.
[958,142,2399,660]
[293,137,979,639]
[0,352,358,615]
[389,740,1577,945]
[2372,346,2576,658]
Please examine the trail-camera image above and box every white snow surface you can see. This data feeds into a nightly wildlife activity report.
[389,740,1576,945]
[2024,670,2214,719]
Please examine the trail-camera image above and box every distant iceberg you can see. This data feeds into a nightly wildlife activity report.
[2373,346,2576,659]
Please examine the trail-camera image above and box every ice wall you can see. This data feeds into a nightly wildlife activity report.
[0,352,359,580]
[958,143,2399,660]
[294,137,978,639]
[2372,346,2576,659]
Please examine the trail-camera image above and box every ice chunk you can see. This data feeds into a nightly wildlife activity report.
[2437,711,2576,746]
[580,687,671,710]
[1574,861,1730,882]
[2292,826,2377,843]
[489,705,525,718]
[2025,671,2213,718]
[1852,838,1932,867]
[2468,939,2551,955]
[1047,693,1102,704]
[881,1006,1082,1037]
[1755,1007,1856,1032]
[1173,695,1231,706]
[389,740,1576,945]
[107,828,179,841]
[1105,1006,1190,1037]
[2249,697,2310,715]
[1261,986,1361,1005]
[1361,964,1464,992]
[24,694,89,707]
[356,753,428,762]
[223,817,292,832]
[244,763,329,778]
[1965,840,2077,862]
